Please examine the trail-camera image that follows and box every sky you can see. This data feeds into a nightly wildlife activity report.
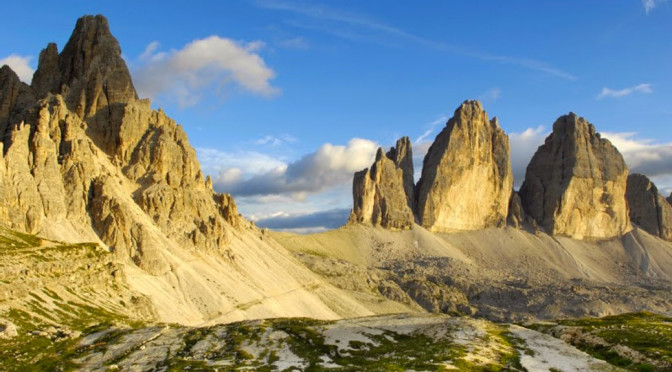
[1,1,671,233]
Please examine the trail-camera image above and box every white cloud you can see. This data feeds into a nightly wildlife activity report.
[206,138,379,199]
[597,83,652,99]
[643,0,667,13]
[509,126,549,188]
[0,54,34,83]
[133,36,279,107]
[602,132,672,180]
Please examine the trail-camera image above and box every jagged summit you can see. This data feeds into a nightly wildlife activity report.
[415,100,513,232]
[519,113,631,239]
[32,14,137,118]
[626,173,672,241]
[349,137,415,229]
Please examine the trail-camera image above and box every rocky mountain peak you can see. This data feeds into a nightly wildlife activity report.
[32,14,137,118]
[520,113,630,239]
[626,173,672,241]
[415,100,513,231]
[349,137,415,230]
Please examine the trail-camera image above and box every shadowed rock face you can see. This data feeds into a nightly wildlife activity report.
[415,100,513,232]
[349,138,415,230]
[668,193,672,206]
[0,65,35,138]
[520,113,631,239]
[626,174,672,241]
[32,15,137,118]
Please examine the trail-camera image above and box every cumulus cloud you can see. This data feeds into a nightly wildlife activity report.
[209,138,379,199]
[133,37,278,107]
[0,54,34,83]
[602,132,672,179]
[597,83,652,99]
[254,208,350,233]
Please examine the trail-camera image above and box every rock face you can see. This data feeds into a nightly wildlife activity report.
[349,137,415,229]
[626,174,672,241]
[415,101,513,231]
[668,193,672,206]
[519,113,631,239]
[0,15,240,274]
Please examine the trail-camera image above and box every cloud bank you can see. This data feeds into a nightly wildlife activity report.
[133,37,278,107]
[0,54,34,83]
[206,138,379,200]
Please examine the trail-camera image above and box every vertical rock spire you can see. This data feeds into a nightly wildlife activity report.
[415,100,513,232]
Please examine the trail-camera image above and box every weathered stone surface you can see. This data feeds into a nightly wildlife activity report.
[416,100,513,231]
[32,15,137,119]
[626,173,672,241]
[0,65,34,137]
[519,113,631,239]
[668,193,672,206]
[0,15,241,274]
[349,138,415,230]
[507,191,525,228]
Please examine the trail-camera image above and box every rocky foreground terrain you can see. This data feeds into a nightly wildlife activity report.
[1,14,672,371]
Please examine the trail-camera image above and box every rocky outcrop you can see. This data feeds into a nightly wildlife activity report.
[0,15,241,274]
[349,138,415,230]
[626,174,672,241]
[507,191,525,229]
[668,193,672,205]
[0,65,34,137]
[415,101,513,232]
[32,15,137,119]
[519,113,631,239]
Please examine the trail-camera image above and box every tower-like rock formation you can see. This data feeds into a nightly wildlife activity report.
[626,173,672,241]
[349,137,415,230]
[415,100,513,231]
[519,113,631,239]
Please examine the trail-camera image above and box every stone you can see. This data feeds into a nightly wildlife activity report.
[349,138,415,230]
[416,100,513,231]
[0,320,18,339]
[626,173,672,241]
[668,193,672,206]
[519,113,631,239]
[507,191,525,228]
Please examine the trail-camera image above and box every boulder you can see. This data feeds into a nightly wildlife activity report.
[416,100,513,231]
[519,113,631,239]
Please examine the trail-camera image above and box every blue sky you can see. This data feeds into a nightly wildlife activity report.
[1,1,671,232]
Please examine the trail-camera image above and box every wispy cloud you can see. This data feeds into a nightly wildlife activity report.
[254,134,298,146]
[415,116,448,144]
[277,36,309,49]
[643,0,667,14]
[0,54,34,83]
[133,37,279,107]
[508,126,549,187]
[596,83,652,99]
[255,0,576,80]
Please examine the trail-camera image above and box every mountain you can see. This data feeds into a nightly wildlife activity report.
[0,15,398,326]
[1,14,671,371]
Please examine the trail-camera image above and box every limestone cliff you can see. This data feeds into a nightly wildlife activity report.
[415,101,513,232]
[626,173,672,241]
[519,113,631,239]
[349,137,415,229]
[0,16,241,275]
